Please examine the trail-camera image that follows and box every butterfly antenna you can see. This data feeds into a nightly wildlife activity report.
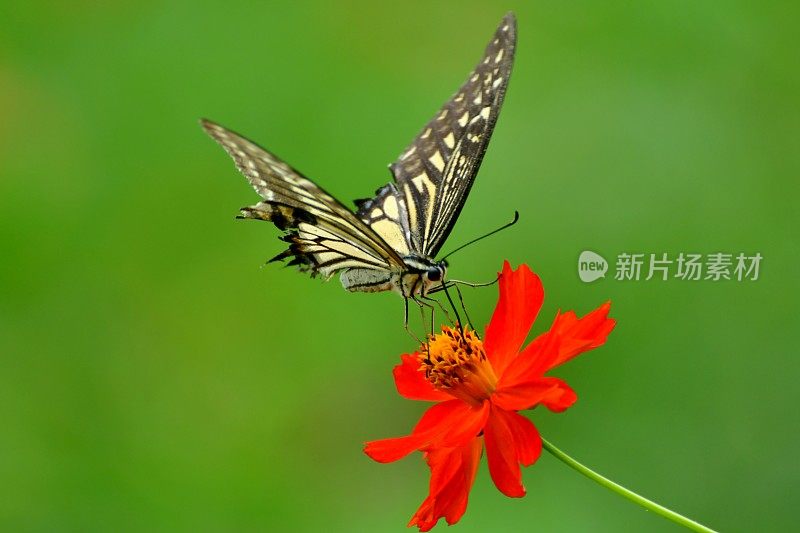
[440,211,519,261]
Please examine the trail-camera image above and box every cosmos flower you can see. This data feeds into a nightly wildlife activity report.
[365,261,615,531]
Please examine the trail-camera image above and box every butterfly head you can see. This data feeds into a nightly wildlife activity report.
[424,260,448,284]
[401,256,449,296]
[419,259,449,297]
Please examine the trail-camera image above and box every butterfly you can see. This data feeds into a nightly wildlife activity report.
[202,13,516,311]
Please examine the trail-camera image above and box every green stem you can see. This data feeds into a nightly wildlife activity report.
[541,437,716,532]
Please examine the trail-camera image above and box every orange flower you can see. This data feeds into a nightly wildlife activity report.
[365,261,616,531]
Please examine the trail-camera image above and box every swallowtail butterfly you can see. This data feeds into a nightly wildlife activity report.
[202,13,516,304]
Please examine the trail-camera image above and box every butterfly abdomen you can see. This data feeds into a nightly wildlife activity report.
[340,269,399,293]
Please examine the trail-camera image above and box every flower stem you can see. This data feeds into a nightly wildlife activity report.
[541,437,716,532]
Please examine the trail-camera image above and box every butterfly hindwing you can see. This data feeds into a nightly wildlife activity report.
[386,13,516,257]
[355,184,413,257]
[202,119,405,278]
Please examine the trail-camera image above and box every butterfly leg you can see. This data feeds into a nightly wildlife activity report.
[411,295,437,339]
[422,295,453,326]
[438,282,465,336]
[452,283,477,334]
[403,297,425,345]
[446,277,500,288]
[409,296,436,361]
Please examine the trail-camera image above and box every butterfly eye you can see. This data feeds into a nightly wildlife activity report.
[427,267,442,282]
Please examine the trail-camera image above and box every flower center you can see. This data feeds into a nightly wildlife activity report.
[419,326,498,406]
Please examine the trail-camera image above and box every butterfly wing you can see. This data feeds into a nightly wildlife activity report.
[384,13,517,257]
[354,183,413,257]
[202,119,406,278]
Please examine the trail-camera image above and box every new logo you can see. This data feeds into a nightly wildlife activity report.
[578,251,608,283]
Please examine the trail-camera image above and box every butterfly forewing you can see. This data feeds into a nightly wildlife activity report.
[386,13,516,257]
[201,119,405,277]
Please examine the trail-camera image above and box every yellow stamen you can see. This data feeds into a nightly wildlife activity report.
[419,325,498,406]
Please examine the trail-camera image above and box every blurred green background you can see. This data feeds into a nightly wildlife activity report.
[1,1,798,531]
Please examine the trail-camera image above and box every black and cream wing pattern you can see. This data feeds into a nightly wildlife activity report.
[201,13,516,290]
[359,13,517,258]
[201,119,407,278]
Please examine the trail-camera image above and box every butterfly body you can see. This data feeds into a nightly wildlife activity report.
[202,13,516,302]
[340,257,446,297]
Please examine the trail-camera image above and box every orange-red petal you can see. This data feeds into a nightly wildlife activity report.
[408,437,483,531]
[504,410,542,466]
[483,261,544,377]
[394,353,451,402]
[364,400,489,463]
[540,301,616,370]
[493,376,577,412]
[541,302,616,372]
[501,302,615,386]
[484,405,526,497]
[439,401,489,448]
